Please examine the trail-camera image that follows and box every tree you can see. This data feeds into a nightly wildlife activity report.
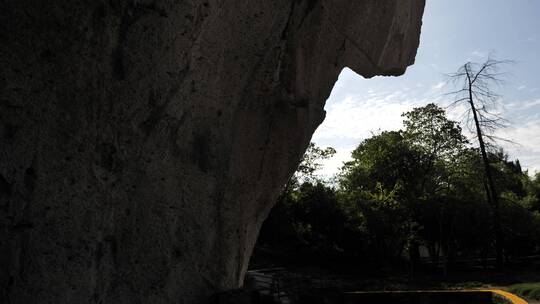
[280,142,335,213]
[256,105,540,272]
[339,131,418,263]
[402,103,468,197]
[403,103,467,159]
[294,142,336,184]
[340,106,469,270]
[340,131,419,193]
[257,143,336,249]
[294,182,347,254]
[402,104,468,270]
[447,57,511,270]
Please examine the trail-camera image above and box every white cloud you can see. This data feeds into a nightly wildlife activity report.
[317,147,354,178]
[312,89,434,176]
[517,85,527,91]
[312,90,540,177]
[429,63,440,70]
[506,98,540,110]
[314,94,427,141]
[311,67,540,178]
[432,81,445,90]
[497,119,540,173]
[471,50,487,58]
[521,99,540,109]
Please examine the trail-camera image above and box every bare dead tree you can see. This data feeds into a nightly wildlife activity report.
[447,57,511,271]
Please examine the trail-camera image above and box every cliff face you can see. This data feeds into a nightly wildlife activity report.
[0,1,424,303]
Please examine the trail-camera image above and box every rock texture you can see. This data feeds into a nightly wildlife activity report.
[0,0,424,303]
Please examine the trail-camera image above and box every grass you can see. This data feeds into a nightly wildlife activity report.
[508,283,540,301]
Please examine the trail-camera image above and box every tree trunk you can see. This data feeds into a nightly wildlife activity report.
[467,74,504,271]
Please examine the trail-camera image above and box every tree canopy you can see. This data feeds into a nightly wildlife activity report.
[255,103,540,273]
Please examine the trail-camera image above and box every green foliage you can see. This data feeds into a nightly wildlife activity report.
[341,131,419,194]
[508,283,540,301]
[295,143,336,183]
[402,103,467,160]
[257,104,540,269]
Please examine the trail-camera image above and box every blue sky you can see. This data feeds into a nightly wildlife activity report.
[313,0,540,177]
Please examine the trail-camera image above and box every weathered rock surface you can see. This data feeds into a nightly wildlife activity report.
[0,0,424,303]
